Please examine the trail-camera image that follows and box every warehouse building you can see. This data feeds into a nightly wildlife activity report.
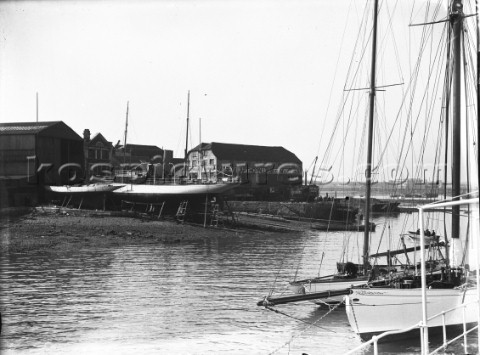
[0,121,84,206]
[187,142,303,200]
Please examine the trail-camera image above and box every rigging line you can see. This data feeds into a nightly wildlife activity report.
[315,2,369,172]
[432,70,447,184]
[385,0,406,84]
[314,0,356,159]
[377,20,446,173]
[414,36,449,179]
[324,27,374,172]
[316,1,373,176]
[410,18,450,27]
[394,22,449,183]
[326,93,366,175]
[265,302,343,355]
[344,82,405,91]
[464,30,479,115]
[264,306,336,333]
[462,26,474,265]
[404,0,442,170]
[463,28,472,203]
[269,258,285,298]
[292,245,306,282]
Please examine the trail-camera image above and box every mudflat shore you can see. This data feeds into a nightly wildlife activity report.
[0,207,249,253]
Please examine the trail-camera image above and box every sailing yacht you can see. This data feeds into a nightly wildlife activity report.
[112,92,238,202]
[345,0,479,339]
[285,0,387,306]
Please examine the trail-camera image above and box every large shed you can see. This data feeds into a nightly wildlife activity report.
[0,121,84,186]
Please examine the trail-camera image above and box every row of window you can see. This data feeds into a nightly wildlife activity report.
[88,148,109,160]
[191,159,215,167]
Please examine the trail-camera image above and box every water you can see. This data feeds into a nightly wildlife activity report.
[1,213,477,354]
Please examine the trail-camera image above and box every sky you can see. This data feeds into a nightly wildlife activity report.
[1,0,476,183]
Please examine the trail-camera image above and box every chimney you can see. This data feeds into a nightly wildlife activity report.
[83,129,91,142]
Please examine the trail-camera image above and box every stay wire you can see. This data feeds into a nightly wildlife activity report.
[265,302,343,355]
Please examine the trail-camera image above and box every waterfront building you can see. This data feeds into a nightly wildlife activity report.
[187,142,303,200]
[83,129,114,180]
[0,121,84,206]
[112,143,173,181]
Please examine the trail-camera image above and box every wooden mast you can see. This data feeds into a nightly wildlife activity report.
[123,101,129,165]
[451,0,463,240]
[476,0,479,202]
[184,91,190,177]
[363,0,379,271]
[36,92,39,122]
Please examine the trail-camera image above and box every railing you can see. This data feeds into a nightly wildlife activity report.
[344,196,480,355]
[344,322,423,355]
[427,299,478,355]
[345,299,478,355]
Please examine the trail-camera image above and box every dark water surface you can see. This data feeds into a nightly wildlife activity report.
[1,213,477,354]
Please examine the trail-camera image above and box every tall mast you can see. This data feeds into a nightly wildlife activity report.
[476,0,479,199]
[363,0,379,271]
[123,101,129,165]
[476,3,480,352]
[36,92,39,122]
[184,91,190,170]
[451,0,464,241]
[199,117,202,180]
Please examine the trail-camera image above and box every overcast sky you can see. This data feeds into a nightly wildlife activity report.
[2,0,472,183]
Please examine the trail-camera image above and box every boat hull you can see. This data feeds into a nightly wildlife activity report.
[345,287,478,339]
[45,184,124,194]
[112,183,237,202]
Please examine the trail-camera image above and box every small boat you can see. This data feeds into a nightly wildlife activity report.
[310,221,376,232]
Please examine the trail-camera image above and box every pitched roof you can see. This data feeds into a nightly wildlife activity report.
[0,121,59,134]
[0,121,82,141]
[190,142,302,164]
[90,133,113,148]
[116,144,164,157]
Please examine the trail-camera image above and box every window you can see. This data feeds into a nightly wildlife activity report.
[209,159,214,165]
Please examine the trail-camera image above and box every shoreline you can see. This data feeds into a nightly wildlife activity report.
[0,203,377,254]
[0,207,252,254]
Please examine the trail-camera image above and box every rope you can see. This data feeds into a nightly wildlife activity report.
[265,306,336,332]
[265,302,343,355]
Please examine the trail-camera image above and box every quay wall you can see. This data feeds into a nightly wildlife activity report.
[226,200,357,222]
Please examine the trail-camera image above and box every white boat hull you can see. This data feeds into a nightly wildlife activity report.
[112,183,236,197]
[345,287,478,338]
[46,184,124,194]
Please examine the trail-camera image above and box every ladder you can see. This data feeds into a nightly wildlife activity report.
[210,203,220,227]
[176,200,188,223]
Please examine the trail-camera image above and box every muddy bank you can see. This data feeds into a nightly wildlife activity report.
[0,207,252,253]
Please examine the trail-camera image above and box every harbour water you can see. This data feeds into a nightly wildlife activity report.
[1,213,477,354]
